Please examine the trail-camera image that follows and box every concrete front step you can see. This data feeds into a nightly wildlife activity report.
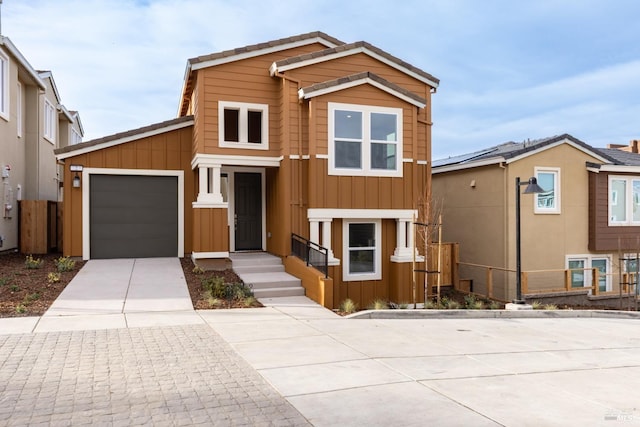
[253,287,306,298]
[233,264,285,274]
[230,253,306,299]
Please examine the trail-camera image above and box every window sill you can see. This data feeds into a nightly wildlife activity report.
[220,141,269,150]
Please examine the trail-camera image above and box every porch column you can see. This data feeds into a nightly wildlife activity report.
[309,220,320,245]
[196,165,223,205]
[392,219,419,262]
[321,219,337,262]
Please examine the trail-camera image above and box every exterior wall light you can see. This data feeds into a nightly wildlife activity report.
[70,164,83,188]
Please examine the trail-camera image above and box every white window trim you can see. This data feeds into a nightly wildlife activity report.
[566,254,611,292]
[16,81,22,137]
[0,51,8,121]
[534,167,561,214]
[81,168,185,260]
[70,128,82,145]
[328,102,403,177]
[44,99,56,144]
[608,175,640,226]
[342,218,382,282]
[218,101,269,150]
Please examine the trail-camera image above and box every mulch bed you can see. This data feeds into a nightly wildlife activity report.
[0,252,86,317]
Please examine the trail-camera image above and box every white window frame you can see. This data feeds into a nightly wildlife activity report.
[566,255,611,292]
[342,218,382,281]
[0,50,8,121]
[16,81,22,137]
[534,167,561,214]
[70,128,82,145]
[218,101,269,150]
[328,102,403,177]
[44,99,56,143]
[608,175,640,226]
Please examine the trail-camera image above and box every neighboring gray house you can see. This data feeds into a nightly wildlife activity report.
[0,36,83,251]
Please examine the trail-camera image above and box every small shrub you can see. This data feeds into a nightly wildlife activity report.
[463,294,477,309]
[202,276,226,299]
[424,300,438,309]
[340,298,358,314]
[398,302,409,309]
[206,296,224,308]
[23,292,40,303]
[10,284,20,292]
[192,265,205,275]
[445,299,461,309]
[489,301,501,310]
[25,255,43,269]
[471,300,485,310]
[367,299,388,310]
[543,303,558,310]
[531,301,543,310]
[15,304,26,314]
[55,256,76,272]
[242,296,258,308]
[47,272,61,283]
[439,296,450,309]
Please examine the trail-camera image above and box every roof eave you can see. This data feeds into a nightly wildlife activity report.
[0,36,46,90]
[432,157,505,174]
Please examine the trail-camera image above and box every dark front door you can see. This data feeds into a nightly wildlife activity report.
[234,172,262,250]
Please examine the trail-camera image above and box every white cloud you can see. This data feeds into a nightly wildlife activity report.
[2,0,638,153]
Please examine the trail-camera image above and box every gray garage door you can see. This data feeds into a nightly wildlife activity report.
[90,174,178,259]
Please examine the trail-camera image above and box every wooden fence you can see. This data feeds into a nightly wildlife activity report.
[19,200,61,254]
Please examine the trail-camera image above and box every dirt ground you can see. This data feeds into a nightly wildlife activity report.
[0,252,86,317]
[0,253,254,318]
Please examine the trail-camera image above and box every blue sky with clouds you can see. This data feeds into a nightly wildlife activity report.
[2,0,638,158]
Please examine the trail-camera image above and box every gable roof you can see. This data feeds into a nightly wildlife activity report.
[594,148,640,166]
[38,70,62,103]
[179,32,343,116]
[55,116,194,160]
[298,71,427,108]
[433,134,616,173]
[0,36,46,90]
[270,41,440,89]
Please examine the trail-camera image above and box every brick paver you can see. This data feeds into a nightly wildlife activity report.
[0,325,310,426]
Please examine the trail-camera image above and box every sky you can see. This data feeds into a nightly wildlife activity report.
[2,0,639,159]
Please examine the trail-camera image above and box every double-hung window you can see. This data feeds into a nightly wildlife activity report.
[0,51,8,121]
[534,167,560,213]
[218,101,268,150]
[609,176,640,225]
[44,99,56,143]
[343,219,381,281]
[329,102,402,177]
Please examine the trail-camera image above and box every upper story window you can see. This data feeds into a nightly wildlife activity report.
[218,101,268,150]
[609,175,640,226]
[0,51,8,121]
[534,167,560,214]
[44,99,56,143]
[71,128,82,145]
[328,102,403,177]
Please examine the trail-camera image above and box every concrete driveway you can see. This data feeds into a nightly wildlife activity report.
[36,257,201,332]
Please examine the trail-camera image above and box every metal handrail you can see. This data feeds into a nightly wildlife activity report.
[291,233,329,278]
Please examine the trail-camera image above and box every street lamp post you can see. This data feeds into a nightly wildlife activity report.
[514,176,545,304]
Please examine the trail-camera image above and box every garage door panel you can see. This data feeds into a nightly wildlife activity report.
[90,175,178,259]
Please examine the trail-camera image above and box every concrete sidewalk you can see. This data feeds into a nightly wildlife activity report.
[199,298,640,426]
[3,258,203,334]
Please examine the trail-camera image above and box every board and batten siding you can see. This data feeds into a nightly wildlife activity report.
[61,126,194,257]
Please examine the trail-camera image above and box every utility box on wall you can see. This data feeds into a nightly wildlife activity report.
[19,200,61,254]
